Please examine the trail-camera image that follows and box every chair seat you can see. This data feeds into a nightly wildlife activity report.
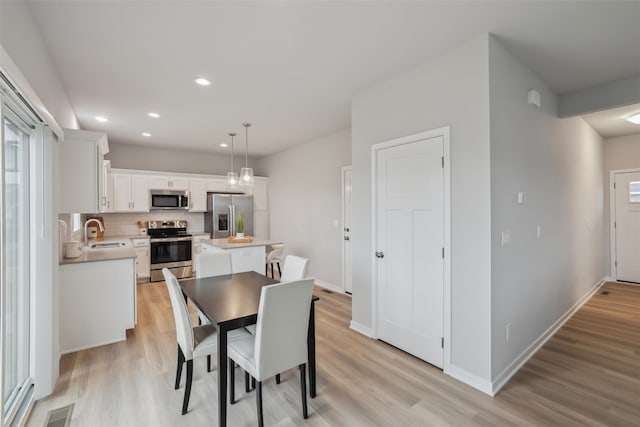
[192,324,252,359]
[228,335,257,377]
[244,324,256,335]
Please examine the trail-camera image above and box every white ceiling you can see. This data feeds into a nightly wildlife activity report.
[582,103,640,139]
[26,1,640,157]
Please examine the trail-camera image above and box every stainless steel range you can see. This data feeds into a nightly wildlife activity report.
[148,220,192,282]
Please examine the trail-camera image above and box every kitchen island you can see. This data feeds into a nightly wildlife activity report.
[201,238,282,274]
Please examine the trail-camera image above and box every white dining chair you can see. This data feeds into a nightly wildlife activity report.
[195,251,233,325]
[280,255,309,283]
[265,244,284,278]
[228,278,315,426]
[162,268,247,415]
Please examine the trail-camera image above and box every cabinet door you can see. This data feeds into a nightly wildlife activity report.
[135,247,150,278]
[170,177,189,190]
[105,170,114,212]
[206,178,227,193]
[253,180,268,211]
[148,176,171,190]
[130,175,149,211]
[113,174,132,211]
[189,178,207,212]
[254,211,269,239]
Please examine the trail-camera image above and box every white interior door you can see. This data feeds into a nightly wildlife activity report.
[614,171,640,283]
[376,135,444,368]
[342,167,352,293]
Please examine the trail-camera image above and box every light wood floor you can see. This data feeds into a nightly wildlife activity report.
[27,281,640,426]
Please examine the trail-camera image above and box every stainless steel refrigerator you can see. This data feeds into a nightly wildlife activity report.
[204,193,254,238]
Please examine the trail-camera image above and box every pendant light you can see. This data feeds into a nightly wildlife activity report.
[240,122,255,187]
[226,132,239,190]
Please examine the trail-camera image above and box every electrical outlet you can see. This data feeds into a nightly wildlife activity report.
[506,323,511,342]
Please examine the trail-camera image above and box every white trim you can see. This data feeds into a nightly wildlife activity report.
[609,168,640,281]
[341,166,352,293]
[490,277,606,396]
[370,126,451,363]
[313,279,345,294]
[349,320,374,338]
[446,365,493,396]
[59,335,127,356]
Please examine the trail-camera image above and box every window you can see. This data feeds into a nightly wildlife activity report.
[630,181,640,203]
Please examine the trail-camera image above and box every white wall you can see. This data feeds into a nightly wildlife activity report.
[602,133,640,277]
[0,1,78,130]
[489,37,604,382]
[351,35,493,384]
[256,129,351,289]
[106,142,258,176]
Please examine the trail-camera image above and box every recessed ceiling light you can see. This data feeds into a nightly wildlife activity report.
[141,132,152,137]
[95,116,109,122]
[626,113,640,124]
[194,77,211,86]
[220,143,228,148]
[147,112,160,118]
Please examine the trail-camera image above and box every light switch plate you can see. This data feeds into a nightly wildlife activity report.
[501,231,511,247]
[536,225,542,239]
[517,192,526,204]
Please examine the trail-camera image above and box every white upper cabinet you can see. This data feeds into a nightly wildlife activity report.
[113,173,149,212]
[148,175,188,190]
[206,177,227,193]
[189,178,207,212]
[59,129,109,213]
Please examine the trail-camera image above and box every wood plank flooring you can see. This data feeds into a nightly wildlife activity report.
[26,281,640,426]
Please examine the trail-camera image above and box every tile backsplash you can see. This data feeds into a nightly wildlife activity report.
[58,211,206,240]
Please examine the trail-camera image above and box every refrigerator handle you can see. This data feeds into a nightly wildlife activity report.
[230,204,235,236]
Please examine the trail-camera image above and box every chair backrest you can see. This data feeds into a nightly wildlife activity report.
[280,255,309,282]
[162,268,195,360]
[266,244,284,263]
[196,251,232,278]
[254,278,314,380]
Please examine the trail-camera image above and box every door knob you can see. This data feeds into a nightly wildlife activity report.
[344,227,350,232]
[375,251,384,258]
[344,236,350,241]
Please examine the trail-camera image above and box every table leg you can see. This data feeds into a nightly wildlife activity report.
[307,300,317,398]
[218,327,228,427]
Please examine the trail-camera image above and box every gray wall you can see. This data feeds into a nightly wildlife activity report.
[256,129,351,288]
[106,142,259,175]
[488,37,604,380]
[603,133,640,276]
[0,1,78,130]
[351,35,493,382]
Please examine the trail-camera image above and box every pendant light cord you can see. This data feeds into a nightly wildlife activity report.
[229,132,236,173]
[242,122,251,168]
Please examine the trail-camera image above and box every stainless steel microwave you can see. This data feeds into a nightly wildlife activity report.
[149,190,190,210]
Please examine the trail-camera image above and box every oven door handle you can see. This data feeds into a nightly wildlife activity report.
[150,237,193,242]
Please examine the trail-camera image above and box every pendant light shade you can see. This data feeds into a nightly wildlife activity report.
[240,122,255,187]
[226,132,239,190]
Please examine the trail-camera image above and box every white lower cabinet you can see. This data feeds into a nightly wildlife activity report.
[131,237,150,280]
[191,233,210,274]
[59,258,136,354]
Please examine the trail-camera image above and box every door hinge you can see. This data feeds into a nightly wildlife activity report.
[614,221,616,228]
[615,260,617,267]
[614,182,616,189]
[441,337,444,348]
[442,247,444,259]
[441,156,444,168]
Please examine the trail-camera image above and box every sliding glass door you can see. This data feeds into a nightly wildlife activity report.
[1,108,33,426]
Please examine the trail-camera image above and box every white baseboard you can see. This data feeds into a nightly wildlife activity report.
[313,279,345,294]
[59,335,126,356]
[445,365,493,396]
[490,277,606,395]
[349,320,374,338]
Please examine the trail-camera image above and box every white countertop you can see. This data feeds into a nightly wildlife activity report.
[202,238,282,250]
[60,246,137,265]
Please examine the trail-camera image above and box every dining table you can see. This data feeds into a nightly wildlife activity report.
[179,271,319,427]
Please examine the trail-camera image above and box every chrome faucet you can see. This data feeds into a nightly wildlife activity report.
[84,218,105,246]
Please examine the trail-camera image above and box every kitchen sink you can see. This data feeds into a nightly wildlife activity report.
[89,242,127,249]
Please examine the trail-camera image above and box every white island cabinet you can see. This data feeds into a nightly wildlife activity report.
[201,239,282,274]
[59,254,136,354]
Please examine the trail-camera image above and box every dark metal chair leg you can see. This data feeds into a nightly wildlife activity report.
[229,358,236,404]
[265,263,268,276]
[277,262,281,278]
[256,381,264,427]
[275,373,281,384]
[175,345,184,389]
[299,364,308,419]
[252,376,256,389]
[207,355,211,372]
[245,371,251,392]
[182,359,193,415]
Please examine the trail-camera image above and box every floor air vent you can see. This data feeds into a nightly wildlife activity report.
[601,291,610,295]
[43,403,74,427]
[321,289,333,294]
